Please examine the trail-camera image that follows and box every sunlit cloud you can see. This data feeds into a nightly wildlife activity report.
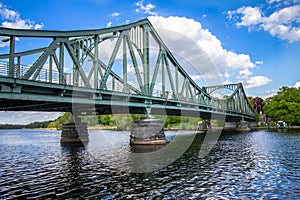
[228,3,300,42]
[245,76,272,89]
[0,2,44,47]
[148,16,257,86]
[135,0,157,16]
[111,12,120,17]
[0,3,43,30]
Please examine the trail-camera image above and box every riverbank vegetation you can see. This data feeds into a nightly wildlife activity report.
[264,87,300,125]
[46,112,202,130]
[0,120,53,129]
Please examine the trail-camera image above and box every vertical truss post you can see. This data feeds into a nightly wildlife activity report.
[238,88,241,113]
[123,33,128,93]
[59,42,64,84]
[162,53,166,96]
[49,54,53,83]
[16,56,21,78]
[112,77,115,90]
[143,24,150,96]
[175,65,179,95]
[94,35,99,88]
[73,42,79,86]
[8,36,15,77]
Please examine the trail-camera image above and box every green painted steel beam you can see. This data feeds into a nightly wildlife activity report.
[0,19,150,38]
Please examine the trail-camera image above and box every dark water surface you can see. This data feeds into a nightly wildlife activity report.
[0,129,299,199]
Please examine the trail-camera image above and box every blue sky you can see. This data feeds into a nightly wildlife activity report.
[0,0,299,124]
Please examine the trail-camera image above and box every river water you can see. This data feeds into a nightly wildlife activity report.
[0,128,299,199]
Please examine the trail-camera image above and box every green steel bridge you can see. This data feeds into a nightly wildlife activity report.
[0,19,255,122]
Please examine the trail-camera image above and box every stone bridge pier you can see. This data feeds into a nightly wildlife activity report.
[61,116,89,145]
[224,120,253,131]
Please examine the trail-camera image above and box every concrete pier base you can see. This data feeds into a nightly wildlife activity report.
[130,119,166,145]
[224,122,238,130]
[236,121,251,132]
[224,121,250,132]
[197,120,209,132]
[61,122,89,145]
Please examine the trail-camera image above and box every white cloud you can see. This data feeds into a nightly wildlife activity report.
[255,61,263,65]
[190,73,218,81]
[223,72,231,79]
[0,3,43,30]
[111,12,120,17]
[148,16,256,85]
[293,81,300,88]
[262,88,278,99]
[267,0,281,4]
[106,21,112,27]
[0,3,44,47]
[135,0,157,16]
[245,76,272,89]
[228,4,300,42]
[239,68,252,79]
[34,23,44,30]
[234,7,263,27]
[0,3,19,20]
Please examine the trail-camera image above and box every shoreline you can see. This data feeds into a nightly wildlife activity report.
[1,125,300,131]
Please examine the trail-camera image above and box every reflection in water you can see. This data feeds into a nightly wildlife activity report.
[0,129,299,199]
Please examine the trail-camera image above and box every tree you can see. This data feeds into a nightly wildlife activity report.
[98,115,112,126]
[263,87,300,125]
[47,112,72,130]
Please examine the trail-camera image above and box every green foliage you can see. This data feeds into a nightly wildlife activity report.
[98,115,112,126]
[0,120,53,129]
[247,96,254,110]
[0,124,24,129]
[81,115,98,126]
[156,115,201,129]
[26,121,53,129]
[263,87,300,125]
[165,116,181,128]
[110,114,142,130]
[46,112,202,130]
[47,112,72,130]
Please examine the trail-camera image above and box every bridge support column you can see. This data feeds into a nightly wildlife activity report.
[224,121,250,132]
[224,122,238,130]
[61,117,89,145]
[236,120,250,132]
[197,120,210,132]
[130,107,166,145]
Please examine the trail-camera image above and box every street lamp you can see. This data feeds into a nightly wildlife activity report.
[1,37,10,43]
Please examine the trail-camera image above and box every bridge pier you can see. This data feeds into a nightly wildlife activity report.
[130,108,166,145]
[224,120,250,132]
[197,120,210,132]
[61,117,89,145]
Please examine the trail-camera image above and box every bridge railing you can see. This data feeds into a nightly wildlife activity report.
[0,60,167,98]
[0,60,62,83]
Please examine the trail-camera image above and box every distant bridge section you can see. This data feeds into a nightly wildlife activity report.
[0,19,256,121]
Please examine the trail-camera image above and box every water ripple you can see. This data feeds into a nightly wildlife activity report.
[0,129,299,199]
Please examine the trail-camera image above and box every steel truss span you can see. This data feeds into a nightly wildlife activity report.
[0,19,255,121]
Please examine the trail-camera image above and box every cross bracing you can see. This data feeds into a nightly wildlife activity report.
[0,19,256,121]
